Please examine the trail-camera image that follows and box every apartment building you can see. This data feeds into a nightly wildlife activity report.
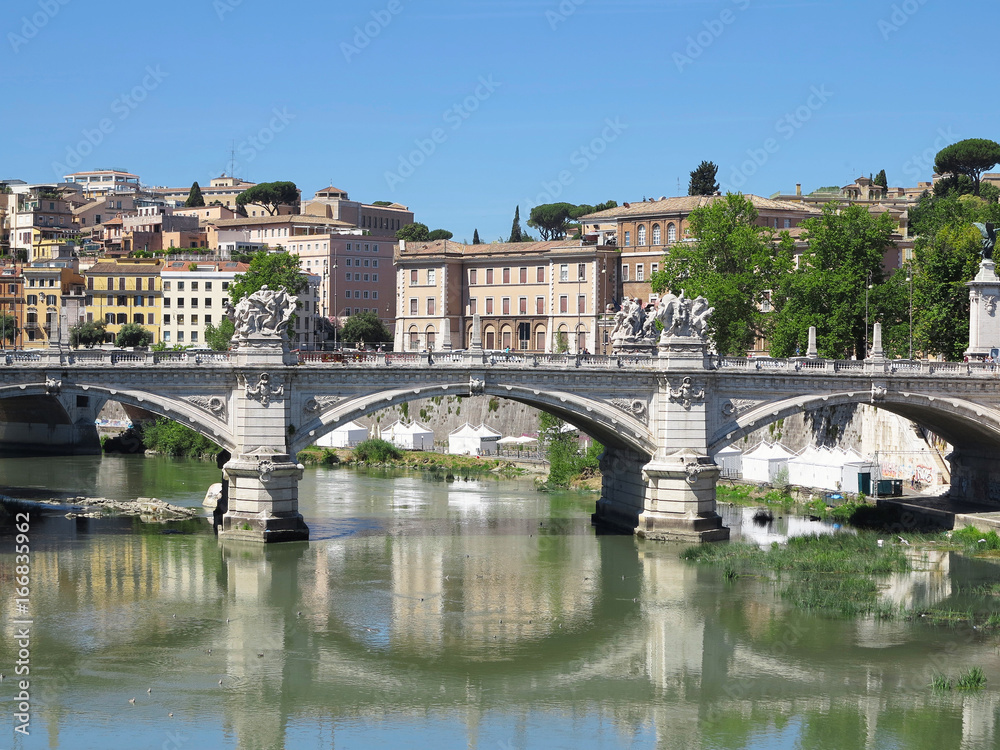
[394,240,619,354]
[22,260,85,348]
[63,169,141,197]
[84,258,164,343]
[0,264,24,348]
[205,214,353,250]
[121,206,201,254]
[12,190,77,260]
[160,260,248,346]
[301,186,413,239]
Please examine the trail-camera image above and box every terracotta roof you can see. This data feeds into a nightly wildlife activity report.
[580,194,821,221]
[210,215,352,228]
[316,186,348,194]
[86,261,164,274]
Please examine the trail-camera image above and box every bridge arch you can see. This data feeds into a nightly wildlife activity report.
[290,382,655,457]
[708,390,1000,455]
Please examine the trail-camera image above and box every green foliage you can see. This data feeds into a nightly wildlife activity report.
[0,313,18,344]
[650,193,793,355]
[69,320,107,348]
[873,169,888,189]
[396,222,430,242]
[184,181,205,207]
[508,205,524,243]
[487,397,500,413]
[352,438,403,463]
[204,317,235,351]
[771,203,898,358]
[934,138,1000,196]
[427,229,453,241]
[472,228,481,244]
[538,411,601,488]
[688,160,720,196]
[141,418,220,458]
[555,331,569,353]
[400,402,409,419]
[115,323,153,348]
[956,667,987,690]
[951,525,1000,551]
[528,202,575,240]
[235,181,299,215]
[370,200,393,207]
[229,250,306,303]
[339,311,390,346]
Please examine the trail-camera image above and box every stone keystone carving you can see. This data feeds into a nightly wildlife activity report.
[244,372,284,406]
[186,395,228,420]
[610,397,648,423]
[304,396,342,414]
[44,377,61,395]
[870,383,887,403]
[985,295,998,315]
[669,377,705,409]
[232,285,298,341]
[470,376,485,394]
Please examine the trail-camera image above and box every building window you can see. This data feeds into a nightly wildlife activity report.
[651,263,659,275]
[427,269,436,285]
[469,298,477,315]
[410,269,418,284]
[205,281,212,291]
[486,268,494,284]
[427,298,435,316]
[164,314,171,324]
[519,297,527,314]
[519,267,527,284]
[135,278,143,291]
[177,331,185,342]
[469,269,477,285]
[578,295,586,314]
[191,281,199,291]
[502,297,510,315]
[559,295,568,313]
[536,266,544,283]
[624,231,630,247]
[119,277,126,290]
[503,268,511,284]
[652,224,661,245]
[409,298,417,315]
[486,297,494,314]
[636,264,644,282]
[560,265,568,282]
[577,263,586,281]
[667,223,676,243]
[536,296,544,315]
[163,331,171,342]
[637,225,646,246]
[784,219,791,228]
[622,266,629,282]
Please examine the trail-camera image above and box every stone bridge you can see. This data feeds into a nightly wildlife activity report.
[3,332,1000,544]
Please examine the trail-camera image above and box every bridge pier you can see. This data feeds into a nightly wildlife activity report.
[218,451,308,543]
[948,446,1000,505]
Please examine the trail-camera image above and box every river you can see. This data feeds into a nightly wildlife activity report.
[1,455,999,749]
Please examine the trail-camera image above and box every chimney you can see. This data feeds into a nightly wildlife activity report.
[795,183,802,196]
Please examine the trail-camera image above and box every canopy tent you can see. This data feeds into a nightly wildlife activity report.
[449,423,502,455]
[315,420,368,448]
[741,442,794,484]
[787,446,865,491]
[383,420,434,450]
[712,445,743,479]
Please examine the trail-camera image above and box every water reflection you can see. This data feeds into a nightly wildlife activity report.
[0,459,999,749]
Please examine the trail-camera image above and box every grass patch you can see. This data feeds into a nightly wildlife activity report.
[950,526,1000,553]
[350,439,403,464]
[934,667,987,691]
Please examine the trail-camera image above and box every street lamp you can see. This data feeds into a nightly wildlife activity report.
[864,271,873,359]
[601,260,607,355]
[906,265,913,360]
[332,262,337,350]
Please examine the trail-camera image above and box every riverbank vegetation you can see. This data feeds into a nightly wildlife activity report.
[297,441,528,476]
[102,419,220,458]
[536,412,602,490]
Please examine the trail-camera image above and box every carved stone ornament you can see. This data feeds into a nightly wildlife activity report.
[44,377,61,395]
[244,372,284,406]
[722,398,760,417]
[232,285,298,341]
[610,397,648,423]
[610,290,714,348]
[470,376,485,395]
[870,383,887,403]
[986,295,998,315]
[685,462,710,485]
[258,459,275,482]
[304,396,342,414]
[186,395,227,420]
[669,377,705,409]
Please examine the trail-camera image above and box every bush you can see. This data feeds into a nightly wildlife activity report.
[352,438,402,463]
[141,418,220,458]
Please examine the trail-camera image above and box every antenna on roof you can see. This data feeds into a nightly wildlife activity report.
[229,140,236,179]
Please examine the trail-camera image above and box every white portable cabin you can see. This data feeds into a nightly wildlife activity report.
[712,445,743,479]
[448,423,502,455]
[741,442,794,483]
[383,420,435,450]
[315,420,369,448]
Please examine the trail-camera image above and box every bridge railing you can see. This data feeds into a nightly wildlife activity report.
[716,356,1000,376]
[293,351,658,369]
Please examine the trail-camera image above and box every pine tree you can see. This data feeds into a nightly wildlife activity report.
[472,228,481,244]
[508,206,523,243]
[185,181,205,207]
[874,169,888,189]
[688,161,720,196]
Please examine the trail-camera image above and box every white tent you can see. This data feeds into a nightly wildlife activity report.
[449,423,502,455]
[712,445,743,479]
[741,442,794,483]
[788,446,862,491]
[315,420,368,448]
[383,420,435,450]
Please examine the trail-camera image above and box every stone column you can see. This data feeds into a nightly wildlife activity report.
[806,326,818,359]
[637,334,729,542]
[966,259,1000,359]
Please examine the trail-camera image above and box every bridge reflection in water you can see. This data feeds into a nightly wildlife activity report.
[5,484,998,750]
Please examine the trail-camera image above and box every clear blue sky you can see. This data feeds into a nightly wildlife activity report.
[5,0,995,241]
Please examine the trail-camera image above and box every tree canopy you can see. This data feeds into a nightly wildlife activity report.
[688,160,720,196]
[69,320,106,348]
[339,311,391,346]
[527,200,618,240]
[184,181,205,207]
[427,229,453,241]
[508,206,524,243]
[873,169,888,189]
[116,323,153,348]
[472,228,481,244]
[934,138,1000,197]
[649,193,793,355]
[204,317,235,351]
[0,313,18,345]
[229,250,307,302]
[235,181,299,215]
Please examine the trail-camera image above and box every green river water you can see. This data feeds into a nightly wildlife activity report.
[1,455,999,749]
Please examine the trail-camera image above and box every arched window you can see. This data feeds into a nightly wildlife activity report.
[408,326,418,350]
[652,224,661,245]
[637,224,646,246]
[667,223,676,243]
[425,325,436,350]
[535,325,546,351]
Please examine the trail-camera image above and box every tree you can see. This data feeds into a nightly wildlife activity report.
[396,222,430,242]
[0,313,17,346]
[427,229,453,241]
[339,311,391,346]
[472,228,481,244]
[69,320,107,348]
[508,205,524,243]
[528,203,575,240]
[688,160,720,196]
[649,193,793,355]
[771,204,898,359]
[229,250,307,303]
[184,181,205,207]
[116,323,153,348]
[934,138,1000,197]
[204,317,235,351]
[873,169,888,189]
[235,181,299,215]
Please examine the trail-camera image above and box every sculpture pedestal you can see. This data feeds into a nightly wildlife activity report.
[218,452,309,543]
[657,334,714,370]
[966,260,1000,359]
[636,455,729,542]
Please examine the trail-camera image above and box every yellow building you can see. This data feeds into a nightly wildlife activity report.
[84,258,164,344]
[22,263,86,349]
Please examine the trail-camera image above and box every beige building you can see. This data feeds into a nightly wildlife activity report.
[394,240,619,354]
[205,214,354,251]
[160,260,248,347]
[22,259,85,348]
[302,186,413,239]
[63,169,141,197]
[84,258,164,343]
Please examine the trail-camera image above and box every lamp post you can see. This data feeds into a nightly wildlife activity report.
[907,264,913,360]
[864,271,872,359]
[601,260,607,355]
[332,262,338,350]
